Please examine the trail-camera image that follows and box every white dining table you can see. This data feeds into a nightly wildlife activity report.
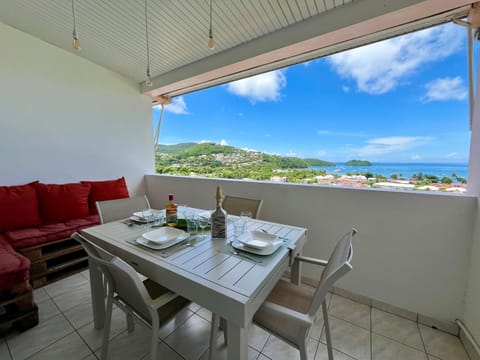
[80,211,307,360]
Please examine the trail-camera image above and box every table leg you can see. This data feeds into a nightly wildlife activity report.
[290,258,302,285]
[89,259,105,329]
[227,322,248,360]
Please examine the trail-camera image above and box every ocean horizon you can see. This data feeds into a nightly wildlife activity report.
[308,162,468,180]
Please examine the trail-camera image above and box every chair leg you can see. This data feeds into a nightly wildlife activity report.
[101,291,114,360]
[219,317,228,345]
[322,301,334,360]
[299,340,308,360]
[209,313,220,360]
[151,314,160,360]
[126,313,135,333]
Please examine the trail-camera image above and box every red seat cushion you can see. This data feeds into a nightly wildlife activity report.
[0,181,41,232]
[81,177,129,214]
[0,237,30,292]
[6,215,100,249]
[35,182,91,224]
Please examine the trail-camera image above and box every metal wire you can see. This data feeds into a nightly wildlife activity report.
[145,0,151,75]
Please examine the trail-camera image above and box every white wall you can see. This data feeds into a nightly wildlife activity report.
[146,174,475,323]
[0,22,154,194]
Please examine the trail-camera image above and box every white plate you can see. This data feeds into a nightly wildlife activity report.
[135,235,187,250]
[142,227,189,244]
[231,240,282,256]
[237,230,277,249]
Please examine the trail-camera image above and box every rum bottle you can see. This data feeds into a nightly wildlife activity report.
[211,186,227,239]
[165,194,178,227]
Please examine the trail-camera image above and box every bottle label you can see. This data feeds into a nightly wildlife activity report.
[211,207,227,239]
[166,208,177,224]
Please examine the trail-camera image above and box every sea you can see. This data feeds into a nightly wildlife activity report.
[308,162,469,180]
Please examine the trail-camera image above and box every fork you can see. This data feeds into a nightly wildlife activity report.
[229,248,261,263]
[260,229,289,241]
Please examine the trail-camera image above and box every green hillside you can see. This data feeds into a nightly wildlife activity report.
[304,158,336,166]
[156,142,197,154]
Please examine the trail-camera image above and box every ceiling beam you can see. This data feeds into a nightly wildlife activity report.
[142,0,473,97]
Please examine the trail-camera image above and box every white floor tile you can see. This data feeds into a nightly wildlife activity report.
[36,297,60,323]
[32,288,49,304]
[26,332,93,360]
[196,307,212,322]
[164,313,211,360]
[7,313,74,360]
[372,333,428,360]
[321,316,371,360]
[77,307,129,352]
[157,307,194,339]
[261,334,317,360]
[372,308,424,351]
[50,282,91,313]
[94,325,150,360]
[329,295,371,330]
[248,324,270,352]
[62,301,94,329]
[315,342,356,360]
[44,274,88,299]
[419,325,470,360]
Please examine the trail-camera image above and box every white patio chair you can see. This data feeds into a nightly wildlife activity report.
[72,232,190,360]
[222,195,263,219]
[253,228,357,360]
[96,195,150,224]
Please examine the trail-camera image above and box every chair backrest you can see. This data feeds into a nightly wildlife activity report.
[308,228,357,317]
[96,195,150,224]
[72,232,153,322]
[222,195,263,219]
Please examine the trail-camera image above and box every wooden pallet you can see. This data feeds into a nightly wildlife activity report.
[18,237,89,288]
[0,281,38,334]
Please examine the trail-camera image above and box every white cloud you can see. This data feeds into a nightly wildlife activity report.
[411,154,421,160]
[447,152,458,158]
[219,139,228,146]
[317,129,368,137]
[356,136,434,157]
[317,150,327,157]
[342,85,350,93]
[159,96,189,114]
[226,70,286,103]
[328,23,463,94]
[285,151,297,157]
[422,76,467,102]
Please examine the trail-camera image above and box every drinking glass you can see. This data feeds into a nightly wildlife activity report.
[197,216,210,239]
[178,204,188,219]
[240,210,252,231]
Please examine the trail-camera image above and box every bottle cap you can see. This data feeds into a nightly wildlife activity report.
[168,194,174,201]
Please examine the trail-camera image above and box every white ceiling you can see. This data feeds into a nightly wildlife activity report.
[0,0,474,97]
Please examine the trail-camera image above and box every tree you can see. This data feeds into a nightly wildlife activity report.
[390,173,398,180]
[441,177,453,184]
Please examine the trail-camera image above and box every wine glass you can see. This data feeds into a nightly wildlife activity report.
[197,216,210,239]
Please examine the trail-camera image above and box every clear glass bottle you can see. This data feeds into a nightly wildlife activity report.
[211,186,227,239]
[165,194,178,227]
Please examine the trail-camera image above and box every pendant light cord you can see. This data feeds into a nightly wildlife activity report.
[209,0,213,38]
[145,0,151,74]
[72,0,78,37]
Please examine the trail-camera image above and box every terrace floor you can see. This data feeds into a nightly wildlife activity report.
[0,270,470,360]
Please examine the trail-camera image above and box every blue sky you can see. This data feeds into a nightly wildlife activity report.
[153,23,473,163]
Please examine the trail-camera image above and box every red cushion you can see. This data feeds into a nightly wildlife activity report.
[81,177,129,214]
[35,182,91,223]
[6,215,100,249]
[0,181,41,232]
[0,238,30,292]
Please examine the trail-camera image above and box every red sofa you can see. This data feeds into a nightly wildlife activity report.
[0,177,129,331]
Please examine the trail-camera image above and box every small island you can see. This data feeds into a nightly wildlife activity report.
[345,160,372,166]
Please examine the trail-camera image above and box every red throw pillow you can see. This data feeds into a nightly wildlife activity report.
[35,182,91,223]
[0,181,41,232]
[81,177,129,214]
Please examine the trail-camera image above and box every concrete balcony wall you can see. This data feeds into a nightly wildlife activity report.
[0,22,153,193]
[146,174,476,324]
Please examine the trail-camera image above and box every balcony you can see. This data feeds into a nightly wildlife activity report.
[1,1,480,359]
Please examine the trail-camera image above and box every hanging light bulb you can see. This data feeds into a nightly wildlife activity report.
[207,0,215,50]
[146,66,153,87]
[71,0,80,50]
[144,0,153,87]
